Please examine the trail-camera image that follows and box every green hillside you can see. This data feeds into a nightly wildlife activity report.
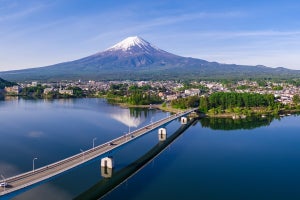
[0,77,16,89]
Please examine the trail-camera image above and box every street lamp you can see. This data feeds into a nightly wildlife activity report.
[33,157,38,172]
[93,137,97,149]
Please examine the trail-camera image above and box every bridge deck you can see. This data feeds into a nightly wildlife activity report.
[0,108,196,197]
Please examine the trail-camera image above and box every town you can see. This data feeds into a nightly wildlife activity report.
[3,79,300,106]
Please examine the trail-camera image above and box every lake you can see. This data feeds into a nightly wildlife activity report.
[1,98,300,200]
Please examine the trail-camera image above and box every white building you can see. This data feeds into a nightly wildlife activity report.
[5,86,21,95]
[184,89,200,96]
[43,88,54,94]
[59,88,73,95]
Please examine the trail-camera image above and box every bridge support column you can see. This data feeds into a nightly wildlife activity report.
[101,157,114,169]
[158,128,167,141]
[101,157,114,178]
[181,117,188,124]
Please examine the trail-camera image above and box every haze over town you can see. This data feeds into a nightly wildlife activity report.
[1,0,300,71]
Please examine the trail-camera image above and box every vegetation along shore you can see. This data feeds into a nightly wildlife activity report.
[2,78,300,118]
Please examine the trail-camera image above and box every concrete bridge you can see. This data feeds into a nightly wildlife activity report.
[75,116,198,199]
[0,108,197,197]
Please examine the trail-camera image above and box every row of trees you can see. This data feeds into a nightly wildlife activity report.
[126,91,162,105]
[105,83,163,105]
[125,84,163,105]
[169,92,279,113]
[199,92,275,112]
[170,96,200,109]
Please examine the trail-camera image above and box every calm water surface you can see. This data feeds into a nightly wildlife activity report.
[1,98,300,200]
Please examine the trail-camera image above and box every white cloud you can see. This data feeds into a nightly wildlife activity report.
[0,3,47,22]
[137,11,244,29]
[28,131,44,138]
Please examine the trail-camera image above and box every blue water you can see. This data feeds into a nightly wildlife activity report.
[1,98,300,199]
[104,116,300,200]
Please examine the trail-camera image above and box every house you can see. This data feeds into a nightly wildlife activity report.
[5,86,21,95]
[31,81,38,87]
[59,88,73,95]
[166,94,178,101]
[43,88,54,94]
[184,89,200,96]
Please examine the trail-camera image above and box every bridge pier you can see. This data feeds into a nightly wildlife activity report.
[101,157,114,178]
[181,117,188,124]
[101,157,114,169]
[158,128,167,141]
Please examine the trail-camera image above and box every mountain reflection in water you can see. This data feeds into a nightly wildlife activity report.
[110,107,156,128]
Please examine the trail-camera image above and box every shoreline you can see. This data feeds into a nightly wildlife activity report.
[113,101,300,119]
[112,102,185,114]
[205,108,300,119]
[4,95,300,118]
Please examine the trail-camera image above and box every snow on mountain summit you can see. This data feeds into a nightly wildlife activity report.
[107,36,160,52]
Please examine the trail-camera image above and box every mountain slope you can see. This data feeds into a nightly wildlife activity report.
[0,77,16,89]
[1,36,300,81]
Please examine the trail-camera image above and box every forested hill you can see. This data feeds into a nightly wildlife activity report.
[0,77,16,89]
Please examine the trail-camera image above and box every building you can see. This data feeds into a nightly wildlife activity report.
[5,86,21,95]
[31,81,38,87]
[166,94,178,101]
[43,88,54,95]
[184,89,200,96]
[59,88,73,95]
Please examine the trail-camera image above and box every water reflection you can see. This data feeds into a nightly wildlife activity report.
[13,183,73,200]
[199,115,274,130]
[129,107,152,119]
[110,108,155,128]
[3,96,18,101]
[110,109,144,128]
[101,167,113,179]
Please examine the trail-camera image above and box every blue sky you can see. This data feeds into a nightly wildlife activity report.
[1,0,300,71]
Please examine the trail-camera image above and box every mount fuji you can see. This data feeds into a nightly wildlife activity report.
[1,36,299,81]
[74,36,205,69]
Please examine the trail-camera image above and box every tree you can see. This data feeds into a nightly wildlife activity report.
[293,94,300,105]
[207,92,275,110]
[186,96,200,108]
[72,87,83,97]
[199,96,209,113]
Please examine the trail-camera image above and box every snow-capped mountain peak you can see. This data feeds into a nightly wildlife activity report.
[107,36,159,52]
